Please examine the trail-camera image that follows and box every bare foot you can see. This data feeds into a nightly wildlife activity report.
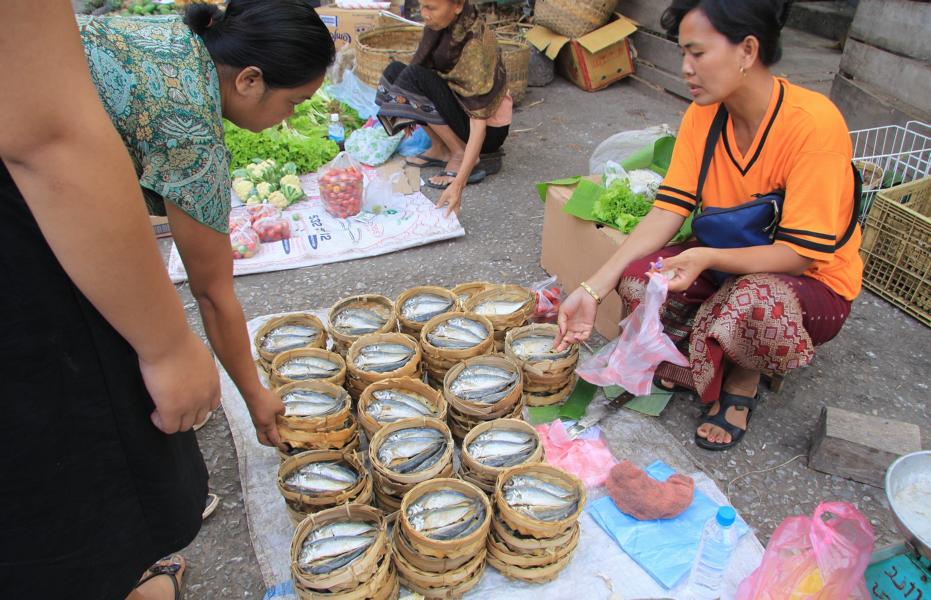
[127,555,185,600]
[406,147,450,166]
[428,154,464,187]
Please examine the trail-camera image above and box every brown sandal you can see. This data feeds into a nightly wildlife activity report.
[135,555,185,600]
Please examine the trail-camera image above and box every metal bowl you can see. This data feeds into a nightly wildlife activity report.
[885,450,931,561]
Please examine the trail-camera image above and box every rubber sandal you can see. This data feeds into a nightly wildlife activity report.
[694,392,758,451]
[426,170,487,190]
[405,153,445,168]
[202,493,220,520]
[477,151,504,175]
[135,555,185,600]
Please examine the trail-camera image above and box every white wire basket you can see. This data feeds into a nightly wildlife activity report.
[851,120,931,221]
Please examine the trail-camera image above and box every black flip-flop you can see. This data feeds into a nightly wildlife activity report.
[426,170,487,190]
[405,153,445,168]
[135,556,184,600]
[695,392,758,451]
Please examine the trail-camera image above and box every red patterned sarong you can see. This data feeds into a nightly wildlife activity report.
[617,243,852,403]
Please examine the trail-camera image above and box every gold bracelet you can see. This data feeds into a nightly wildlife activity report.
[580,281,603,305]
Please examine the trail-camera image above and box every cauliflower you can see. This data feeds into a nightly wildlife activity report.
[245,197,262,206]
[256,182,274,200]
[267,190,289,210]
[245,163,264,179]
[280,174,302,189]
[232,178,255,201]
[280,183,304,204]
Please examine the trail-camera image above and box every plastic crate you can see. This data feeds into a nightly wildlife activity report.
[859,176,931,327]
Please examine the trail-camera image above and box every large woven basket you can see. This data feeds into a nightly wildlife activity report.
[355,26,423,88]
[534,0,619,39]
[500,39,530,104]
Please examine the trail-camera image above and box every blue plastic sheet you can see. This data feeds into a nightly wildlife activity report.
[587,460,750,589]
[397,126,432,157]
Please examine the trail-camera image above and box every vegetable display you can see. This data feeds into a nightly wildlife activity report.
[318,153,365,219]
[592,179,653,234]
[231,159,305,210]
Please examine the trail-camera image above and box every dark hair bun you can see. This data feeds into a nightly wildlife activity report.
[184,4,222,37]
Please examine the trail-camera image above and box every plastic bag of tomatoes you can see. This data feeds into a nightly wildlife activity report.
[318,152,365,219]
[531,275,563,323]
[231,227,261,260]
[252,216,291,243]
[245,203,281,223]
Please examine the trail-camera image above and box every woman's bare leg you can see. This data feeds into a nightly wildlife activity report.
[426,123,467,186]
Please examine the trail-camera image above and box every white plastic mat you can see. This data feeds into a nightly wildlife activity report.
[220,315,764,600]
[168,174,464,283]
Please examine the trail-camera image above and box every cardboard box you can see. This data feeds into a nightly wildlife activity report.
[527,15,637,92]
[540,180,626,339]
[316,7,383,50]
[150,215,171,239]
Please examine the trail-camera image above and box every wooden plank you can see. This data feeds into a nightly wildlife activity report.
[631,62,690,101]
[830,73,931,131]
[840,38,931,112]
[808,407,923,488]
[631,30,681,75]
[849,0,931,63]
[615,0,666,33]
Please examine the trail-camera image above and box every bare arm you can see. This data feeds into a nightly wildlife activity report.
[0,0,218,432]
[167,203,284,447]
[661,244,813,292]
[436,118,487,216]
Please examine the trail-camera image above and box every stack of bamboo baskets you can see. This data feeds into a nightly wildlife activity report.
[464,285,535,351]
[393,479,491,598]
[276,381,360,453]
[277,450,373,526]
[459,419,544,494]
[504,324,580,407]
[488,464,585,583]
[443,356,525,442]
[367,417,454,512]
[270,349,347,388]
[419,312,495,388]
[394,286,460,338]
[345,333,421,402]
[254,313,328,372]
[327,295,397,358]
[290,504,397,600]
[451,281,492,306]
[356,377,447,439]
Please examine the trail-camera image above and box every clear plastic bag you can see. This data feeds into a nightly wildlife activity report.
[363,169,397,213]
[590,125,673,175]
[576,272,689,396]
[231,227,261,260]
[228,211,253,233]
[245,203,281,223]
[531,275,562,324]
[252,216,291,243]
[736,502,874,600]
[318,152,365,219]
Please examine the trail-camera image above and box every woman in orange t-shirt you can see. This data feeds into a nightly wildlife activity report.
[555,0,862,451]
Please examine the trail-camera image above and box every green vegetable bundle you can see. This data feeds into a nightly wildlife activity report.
[232,159,305,209]
[591,179,653,233]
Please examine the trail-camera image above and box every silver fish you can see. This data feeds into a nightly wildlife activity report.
[262,334,315,354]
[278,357,340,381]
[401,293,454,323]
[353,344,414,373]
[282,389,343,417]
[285,461,358,494]
[473,428,534,445]
[299,535,375,573]
[377,428,446,474]
[506,475,574,499]
[472,299,529,317]
[426,506,486,540]
[307,521,375,543]
[408,502,475,534]
[504,476,578,522]
[408,490,471,516]
[371,389,433,415]
[427,319,486,349]
[467,439,535,467]
[451,365,518,402]
[511,334,571,362]
[332,308,387,336]
[365,398,428,423]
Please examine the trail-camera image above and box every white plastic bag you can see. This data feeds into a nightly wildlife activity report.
[590,125,674,175]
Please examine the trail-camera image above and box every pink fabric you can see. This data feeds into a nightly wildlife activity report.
[577,272,689,396]
[535,420,617,488]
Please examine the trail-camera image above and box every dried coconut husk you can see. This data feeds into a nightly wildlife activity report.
[395,549,486,600]
[276,381,352,432]
[464,285,534,335]
[346,333,421,401]
[357,377,447,439]
[524,375,578,408]
[392,524,475,573]
[487,519,580,568]
[394,286,460,337]
[278,450,371,510]
[368,417,453,485]
[278,417,359,451]
[490,513,577,554]
[460,419,542,488]
[486,544,575,584]
[290,504,387,592]
[442,355,523,418]
[328,295,397,358]
[398,478,491,561]
[278,432,360,462]
[255,313,328,367]
[451,281,493,305]
[495,463,585,539]
[294,549,394,600]
[271,349,347,389]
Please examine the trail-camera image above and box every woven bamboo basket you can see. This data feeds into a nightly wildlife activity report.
[346,333,422,401]
[328,295,397,358]
[450,281,493,306]
[420,312,495,384]
[354,26,423,88]
[490,513,577,554]
[391,522,476,574]
[278,450,371,512]
[443,355,524,418]
[357,377,447,439]
[295,551,395,600]
[500,39,530,104]
[372,459,456,513]
[398,478,492,560]
[290,504,387,592]
[278,434,360,463]
[278,417,360,452]
[495,463,585,539]
[533,0,619,39]
[459,419,542,492]
[255,313,327,369]
[504,323,579,383]
[271,349,347,389]
[276,381,352,432]
[395,551,486,600]
[286,474,373,527]
[369,417,453,483]
[464,285,535,341]
[447,394,525,443]
[394,286,460,337]
[487,520,579,570]
[486,544,574,584]
[523,375,577,408]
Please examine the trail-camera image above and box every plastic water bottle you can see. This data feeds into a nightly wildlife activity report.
[686,506,739,599]
[327,113,345,144]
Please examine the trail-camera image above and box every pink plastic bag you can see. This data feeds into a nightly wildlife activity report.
[737,502,874,600]
[576,271,688,396]
[531,275,563,324]
[535,419,617,487]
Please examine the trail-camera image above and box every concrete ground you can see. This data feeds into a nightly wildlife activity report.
[169,67,930,598]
